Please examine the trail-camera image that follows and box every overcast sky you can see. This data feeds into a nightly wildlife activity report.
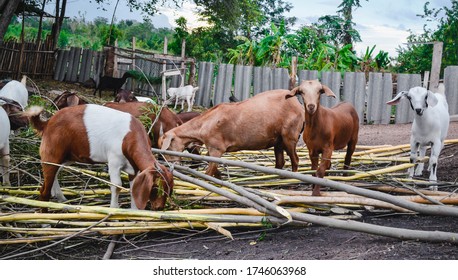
[55,0,452,57]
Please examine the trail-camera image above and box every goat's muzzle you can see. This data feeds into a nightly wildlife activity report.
[415,108,423,116]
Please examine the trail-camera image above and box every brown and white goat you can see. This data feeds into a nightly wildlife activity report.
[286,80,359,196]
[25,104,174,210]
[159,90,305,176]
[53,91,88,110]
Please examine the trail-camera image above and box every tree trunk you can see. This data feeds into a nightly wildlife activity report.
[51,0,67,49]
[0,0,21,46]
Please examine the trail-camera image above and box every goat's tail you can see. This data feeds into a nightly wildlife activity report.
[23,106,47,136]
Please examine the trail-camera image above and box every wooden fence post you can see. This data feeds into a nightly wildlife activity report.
[161,36,168,102]
[289,56,297,90]
[429,41,443,92]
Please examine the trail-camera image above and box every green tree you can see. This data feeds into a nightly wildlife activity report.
[337,0,367,49]
[394,0,458,74]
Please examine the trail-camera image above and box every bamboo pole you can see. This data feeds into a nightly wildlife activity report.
[153,148,458,217]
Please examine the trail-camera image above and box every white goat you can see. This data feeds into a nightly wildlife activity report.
[0,76,28,109]
[0,99,11,185]
[387,86,450,189]
[167,85,199,112]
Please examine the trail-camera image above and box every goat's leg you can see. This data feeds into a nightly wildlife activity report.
[282,140,299,172]
[415,145,427,176]
[41,162,61,203]
[186,96,192,112]
[273,144,286,170]
[107,163,124,208]
[313,149,333,196]
[428,140,442,191]
[50,163,68,202]
[309,150,321,196]
[174,97,178,110]
[206,148,224,177]
[408,140,420,178]
[344,140,357,171]
[0,145,10,186]
[128,174,138,210]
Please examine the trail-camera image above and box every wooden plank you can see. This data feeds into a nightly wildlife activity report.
[298,70,318,84]
[253,66,273,94]
[196,62,214,107]
[272,68,289,90]
[367,72,393,124]
[394,74,421,124]
[444,66,458,115]
[65,47,76,82]
[70,47,82,82]
[321,71,341,108]
[213,63,234,105]
[53,50,64,80]
[234,65,253,101]
[343,72,366,124]
[58,50,70,81]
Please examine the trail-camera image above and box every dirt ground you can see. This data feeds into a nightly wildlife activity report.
[102,122,458,260]
[24,122,455,261]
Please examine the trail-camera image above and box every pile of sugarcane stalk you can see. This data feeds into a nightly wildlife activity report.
[1,133,458,250]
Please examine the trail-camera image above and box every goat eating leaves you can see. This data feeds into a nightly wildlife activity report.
[25,104,174,210]
[387,86,450,190]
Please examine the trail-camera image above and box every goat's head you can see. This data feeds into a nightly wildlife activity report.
[114,89,137,103]
[167,87,178,98]
[286,80,335,115]
[131,162,174,210]
[387,87,438,116]
[0,97,29,129]
[158,131,186,162]
[53,91,86,110]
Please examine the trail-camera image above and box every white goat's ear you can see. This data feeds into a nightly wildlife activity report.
[426,90,439,107]
[160,134,173,150]
[320,85,336,98]
[386,91,408,105]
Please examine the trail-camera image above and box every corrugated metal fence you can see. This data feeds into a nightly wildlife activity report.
[196,62,458,124]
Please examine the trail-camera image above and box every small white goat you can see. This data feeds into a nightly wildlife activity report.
[0,76,28,109]
[387,86,450,189]
[0,99,11,185]
[167,85,199,112]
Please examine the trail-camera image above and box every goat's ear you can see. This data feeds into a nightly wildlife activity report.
[160,133,173,150]
[320,85,336,98]
[426,90,439,107]
[67,95,80,107]
[131,169,154,210]
[386,91,408,105]
[285,87,300,99]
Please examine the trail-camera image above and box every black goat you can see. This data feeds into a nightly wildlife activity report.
[93,72,133,98]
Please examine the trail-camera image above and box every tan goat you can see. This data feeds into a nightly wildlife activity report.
[286,80,359,196]
[159,90,305,176]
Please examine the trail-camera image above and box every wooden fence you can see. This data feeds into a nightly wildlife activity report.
[0,39,55,79]
[53,46,194,98]
[196,62,458,124]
